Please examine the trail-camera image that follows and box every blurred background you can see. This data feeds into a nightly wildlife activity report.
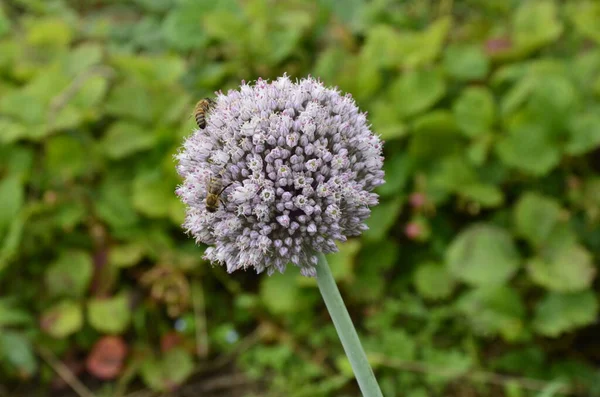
[1,0,600,396]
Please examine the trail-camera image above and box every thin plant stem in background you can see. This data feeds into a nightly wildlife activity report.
[315,253,384,397]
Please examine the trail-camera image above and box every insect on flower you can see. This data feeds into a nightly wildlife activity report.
[193,98,216,129]
[205,171,231,213]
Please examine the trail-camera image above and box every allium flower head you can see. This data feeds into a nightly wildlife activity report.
[175,75,384,277]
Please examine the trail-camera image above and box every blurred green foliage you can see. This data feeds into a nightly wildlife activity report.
[0,0,600,396]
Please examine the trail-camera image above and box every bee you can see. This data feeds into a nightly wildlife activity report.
[205,172,231,213]
[193,98,215,129]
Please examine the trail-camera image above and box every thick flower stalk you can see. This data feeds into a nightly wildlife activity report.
[176,75,384,276]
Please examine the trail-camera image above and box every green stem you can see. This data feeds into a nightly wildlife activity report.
[315,252,384,397]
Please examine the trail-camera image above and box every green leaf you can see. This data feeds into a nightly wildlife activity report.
[353,239,399,302]
[527,243,595,292]
[461,184,504,208]
[377,153,411,197]
[88,294,131,334]
[446,224,520,287]
[0,331,37,377]
[111,54,186,85]
[514,192,562,246]
[566,112,600,155]
[105,81,154,123]
[512,0,563,52]
[94,178,140,229]
[443,44,490,81]
[369,99,407,141]
[132,172,177,218]
[533,291,598,337]
[140,348,194,391]
[109,244,145,268]
[45,250,93,298]
[102,121,156,159]
[389,68,446,119]
[452,87,495,137]
[363,197,403,242]
[0,7,11,37]
[326,239,361,282]
[396,17,451,68]
[260,269,301,315]
[26,18,73,48]
[413,262,456,301]
[0,176,24,237]
[495,120,560,176]
[45,134,90,182]
[161,1,215,50]
[0,299,33,327]
[568,2,600,45]
[457,286,526,342]
[40,300,83,338]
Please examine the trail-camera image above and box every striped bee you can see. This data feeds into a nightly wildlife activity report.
[205,172,231,213]
[193,98,215,129]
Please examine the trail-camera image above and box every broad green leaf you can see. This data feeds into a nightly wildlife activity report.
[26,18,73,47]
[40,300,83,338]
[0,91,45,126]
[389,68,446,119]
[496,121,560,176]
[63,43,103,76]
[139,348,194,392]
[430,156,478,194]
[363,197,402,242]
[105,81,154,123]
[533,291,598,337]
[568,2,600,44]
[461,184,504,208]
[566,113,600,155]
[0,7,10,37]
[94,179,140,229]
[102,121,156,159]
[446,224,520,287]
[0,300,33,327]
[0,331,37,377]
[45,250,93,298]
[161,1,215,50]
[45,135,89,182]
[377,153,411,197]
[457,286,526,341]
[0,119,28,144]
[260,268,301,315]
[412,110,459,136]
[422,347,472,382]
[111,54,185,85]
[453,87,495,137]
[353,239,399,302]
[132,172,177,218]
[512,1,563,52]
[413,262,455,301]
[109,244,145,268]
[396,17,451,68]
[0,176,24,237]
[361,25,404,69]
[369,99,407,140]
[326,239,361,282]
[527,243,595,292]
[88,294,131,334]
[514,192,562,246]
[443,44,490,81]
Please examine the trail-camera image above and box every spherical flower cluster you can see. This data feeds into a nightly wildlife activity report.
[175,75,384,276]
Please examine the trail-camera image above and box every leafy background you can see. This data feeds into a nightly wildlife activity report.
[1,0,600,396]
